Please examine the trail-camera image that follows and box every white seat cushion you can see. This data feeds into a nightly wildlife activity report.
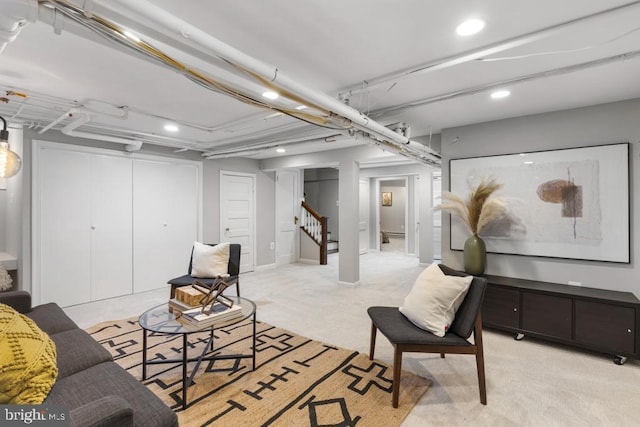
[399,263,473,337]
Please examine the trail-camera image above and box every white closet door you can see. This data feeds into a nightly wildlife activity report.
[165,163,199,278]
[39,148,92,306]
[133,159,199,293]
[90,154,133,300]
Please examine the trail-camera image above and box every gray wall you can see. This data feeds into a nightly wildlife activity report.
[441,98,640,296]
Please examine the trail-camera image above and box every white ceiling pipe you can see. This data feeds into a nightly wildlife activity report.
[339,0,640,97]
[205,133,369,160]
[203,133,345,158]
[38,108,74,134]
[202,129,343,157]
[370,48,640,119]
[205,149,265,160]
[61,109,143,151]
[34,2,272,109]
[0,0,37,54]
[86,0,439,161]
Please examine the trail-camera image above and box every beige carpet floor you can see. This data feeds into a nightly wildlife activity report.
[66,251,640,426]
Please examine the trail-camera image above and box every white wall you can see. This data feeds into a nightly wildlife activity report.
[380,180,406,235]
[441,98,640,296]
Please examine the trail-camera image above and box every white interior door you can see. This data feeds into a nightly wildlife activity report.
[220,172,255,273]
[38,148,92,306]
[275,170,299,265]
[90,154,133,301]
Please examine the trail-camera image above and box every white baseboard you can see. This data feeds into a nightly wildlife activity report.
[254,263,276,272]
[298,258,319,265]
[338,280,360,286]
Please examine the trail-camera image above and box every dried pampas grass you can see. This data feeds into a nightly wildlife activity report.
[437,177,507,236]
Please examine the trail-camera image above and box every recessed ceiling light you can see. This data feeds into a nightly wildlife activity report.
[164,124,179,132]
[524,161,534,165]
[295,105,307,110]
[456,18,485,36]
[276,148,286,153]
[491,90,510,99]
[262,91,279,100]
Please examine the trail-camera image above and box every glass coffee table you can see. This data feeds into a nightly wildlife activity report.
[138,296,256,410]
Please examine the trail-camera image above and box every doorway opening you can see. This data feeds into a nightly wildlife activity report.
[379,178,408,253]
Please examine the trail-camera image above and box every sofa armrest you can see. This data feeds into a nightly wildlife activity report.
[69,396,133,427]
[0,290,32,313]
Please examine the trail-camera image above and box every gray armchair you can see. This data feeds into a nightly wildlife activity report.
[368,264,488,407]
[167,242,241,298]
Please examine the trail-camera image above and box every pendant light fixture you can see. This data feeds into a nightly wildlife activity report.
[0,115,22,179]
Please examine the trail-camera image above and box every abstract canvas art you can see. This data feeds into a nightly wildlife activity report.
[449,143,629,262]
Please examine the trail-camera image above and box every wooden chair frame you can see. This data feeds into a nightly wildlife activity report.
[370,311,486,407]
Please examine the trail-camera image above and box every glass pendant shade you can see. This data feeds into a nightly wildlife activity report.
[0,142,22,179]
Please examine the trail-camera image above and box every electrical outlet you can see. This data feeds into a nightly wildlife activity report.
[568,280,582,287]
[270,242,275,250]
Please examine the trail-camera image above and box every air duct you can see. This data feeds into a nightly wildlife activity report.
[60,109,143,152]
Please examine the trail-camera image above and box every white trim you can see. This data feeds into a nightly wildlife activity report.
[338,280,360,286]
[254,263,277,271]
[298,258,319,265]
[219,170,256,272]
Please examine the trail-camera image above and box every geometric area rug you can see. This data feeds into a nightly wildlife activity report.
[86,317,430,426]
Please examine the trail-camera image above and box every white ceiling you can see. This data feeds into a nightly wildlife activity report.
[1,0,640,161]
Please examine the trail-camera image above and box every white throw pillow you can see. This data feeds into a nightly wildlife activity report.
[399,263,473,337]
[191,242,230,278]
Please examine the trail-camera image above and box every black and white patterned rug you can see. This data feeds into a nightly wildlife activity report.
[87,317,429,426]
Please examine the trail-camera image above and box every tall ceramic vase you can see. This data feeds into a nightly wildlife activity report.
[463,235,486,275]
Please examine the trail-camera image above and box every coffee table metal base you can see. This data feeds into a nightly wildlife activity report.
[141,313,256,410]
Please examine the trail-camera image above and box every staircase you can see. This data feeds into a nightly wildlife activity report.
[326,232,339,254]
[300,201,328,265]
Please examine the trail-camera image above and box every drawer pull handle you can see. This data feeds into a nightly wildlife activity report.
[628,329,632,334]
[513,308,518,312]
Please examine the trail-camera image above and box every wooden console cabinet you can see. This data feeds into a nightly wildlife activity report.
[482,275,640,364]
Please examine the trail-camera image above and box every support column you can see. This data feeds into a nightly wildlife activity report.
[338,160,360,285]
[418,171,434,264]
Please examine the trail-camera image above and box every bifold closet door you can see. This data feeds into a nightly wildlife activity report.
[133,159,199,293]
[38,149,133,306]
[89,154,133,300]
[39,149,92,306]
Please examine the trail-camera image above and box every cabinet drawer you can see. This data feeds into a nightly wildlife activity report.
[522,293,572,340]
[575,300,635,355]
[483,286,520,329]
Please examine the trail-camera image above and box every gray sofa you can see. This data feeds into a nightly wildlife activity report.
[0,291,178,427]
